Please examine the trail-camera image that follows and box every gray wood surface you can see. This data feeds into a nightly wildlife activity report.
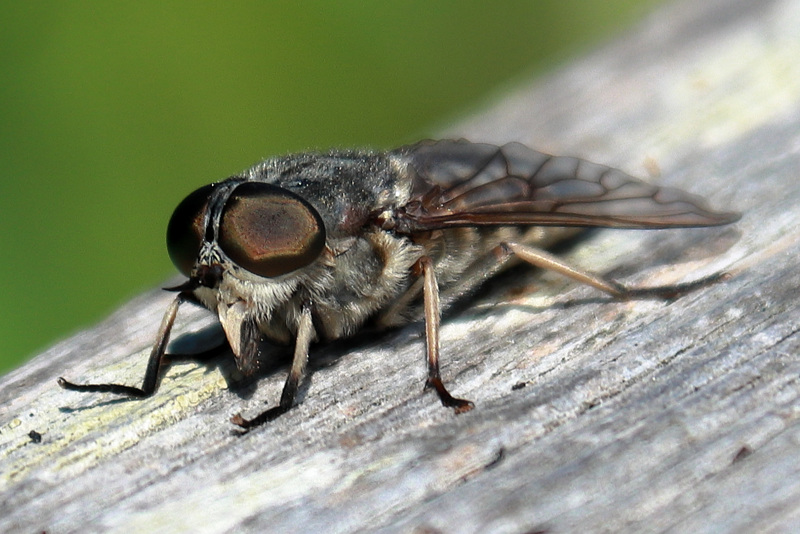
[3,0,800,532]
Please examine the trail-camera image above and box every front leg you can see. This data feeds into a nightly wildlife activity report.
[58,292,189,398]
[231,302,315,429]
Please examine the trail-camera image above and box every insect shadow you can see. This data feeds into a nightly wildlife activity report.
[171,318,403,404]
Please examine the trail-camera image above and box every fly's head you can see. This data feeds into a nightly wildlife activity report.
[165,179,330,362]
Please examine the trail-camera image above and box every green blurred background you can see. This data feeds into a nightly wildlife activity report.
[0,1,662,374]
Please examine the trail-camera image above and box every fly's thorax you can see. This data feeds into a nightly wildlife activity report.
[387,153,415,205]
[253,151,409,239]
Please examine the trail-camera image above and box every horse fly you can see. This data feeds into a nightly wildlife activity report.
[59,140,740,429]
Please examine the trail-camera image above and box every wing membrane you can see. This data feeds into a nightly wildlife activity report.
[391,140,740,231]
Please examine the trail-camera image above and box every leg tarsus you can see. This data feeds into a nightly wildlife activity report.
[426,377,474,414]
[57,377,152,398]
[231,405,291,431]
[230,383,299,431]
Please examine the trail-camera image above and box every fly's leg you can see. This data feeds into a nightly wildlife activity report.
[500,242,730,300]
[417,256,474,414]
[58,292,189,398]
[231,302,315,430]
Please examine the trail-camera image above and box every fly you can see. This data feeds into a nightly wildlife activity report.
[58,140,740,429]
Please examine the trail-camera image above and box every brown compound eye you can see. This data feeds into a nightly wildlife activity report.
[219,182,326,278]
[166,183,215,277]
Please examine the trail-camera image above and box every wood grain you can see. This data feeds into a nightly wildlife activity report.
[3,0,800,532]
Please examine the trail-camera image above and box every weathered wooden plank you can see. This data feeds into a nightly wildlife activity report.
[2,0,800,532]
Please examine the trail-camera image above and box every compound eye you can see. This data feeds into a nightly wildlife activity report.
[166,184,215,276]
[219,182,326,277]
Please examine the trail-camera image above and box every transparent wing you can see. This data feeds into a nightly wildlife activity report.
[390,139,740,232]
